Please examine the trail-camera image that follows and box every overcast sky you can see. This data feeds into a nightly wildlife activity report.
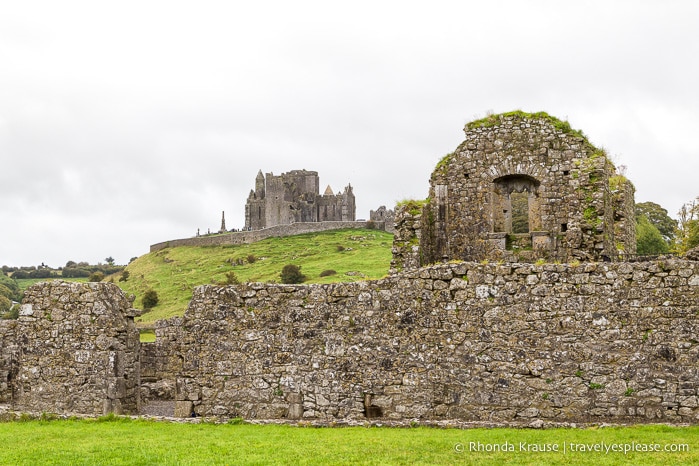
[1,0,697,267]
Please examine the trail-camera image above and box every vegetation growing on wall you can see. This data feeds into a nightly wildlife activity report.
[395,199,428,216]
[465,110,587,139]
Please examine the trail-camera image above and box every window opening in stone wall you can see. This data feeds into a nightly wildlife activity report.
[492,175,541,234]
[510,192,529,234]
[561,223,568,232]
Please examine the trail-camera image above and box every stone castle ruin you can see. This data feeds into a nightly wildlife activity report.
[245,169,356,230]
[2,112,699,425]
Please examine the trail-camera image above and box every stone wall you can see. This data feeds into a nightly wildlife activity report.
[405,112,636,267]
[0,320,17,403]
[140,317,183,402]
[172,259,699,423]
[9,281,141,415]
[150,221,387,252]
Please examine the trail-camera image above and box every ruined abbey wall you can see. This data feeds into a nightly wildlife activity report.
[170,259,699,423]
[0,281,141,415]
[410,113,636,267]
[0,320,17,403]
[1,262,698,423]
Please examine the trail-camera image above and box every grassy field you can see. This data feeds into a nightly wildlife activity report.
[0,418,696,465]
[116,228,393,324]
[16,277,88,292]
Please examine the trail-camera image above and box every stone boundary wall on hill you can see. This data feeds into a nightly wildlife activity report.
[172,259,699,423]
[150,221,388,252]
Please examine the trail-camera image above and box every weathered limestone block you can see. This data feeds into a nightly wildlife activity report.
[12,281,140,416]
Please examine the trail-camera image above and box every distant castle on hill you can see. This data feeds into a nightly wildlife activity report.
[244,169,356,230]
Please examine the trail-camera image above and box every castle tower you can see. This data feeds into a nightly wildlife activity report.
[255,170,265,199]
[244,169,356,229]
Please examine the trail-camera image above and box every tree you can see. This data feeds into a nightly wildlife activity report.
[142,289,159,309]
[0,284,13,300]
[0,274,21,301]
[636,216,669,255]
[635,202,677,244]
[89,271,105,282]
[0,296,11,315]
[280,264,306,284]
[675,198,699,254]
[105,257,115,266]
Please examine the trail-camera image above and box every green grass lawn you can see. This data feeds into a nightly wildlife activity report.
[116,228,394,324]
[0,418,696,465]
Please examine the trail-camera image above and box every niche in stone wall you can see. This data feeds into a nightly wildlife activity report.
[492,175,542,239]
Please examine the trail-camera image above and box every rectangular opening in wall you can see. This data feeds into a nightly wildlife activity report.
[464,173,469,179]
[561,223,568,232]
[510,192,529,234]
[563,170,570,176]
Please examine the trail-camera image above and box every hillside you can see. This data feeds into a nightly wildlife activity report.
[116,228,393,325]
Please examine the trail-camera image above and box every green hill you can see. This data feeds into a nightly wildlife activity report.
[116,228,394,325]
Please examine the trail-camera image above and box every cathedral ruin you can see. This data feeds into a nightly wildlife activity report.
[244,169,356,230]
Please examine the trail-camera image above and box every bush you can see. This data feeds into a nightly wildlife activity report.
[280,264,306,284]
[142,290,159,309]
[88,271,105,282]
[0,275,20,301]
[247,254,257,264]
[62,267,91,278]
[28,269,54,279]
[336,245,346,252]
[218,271,240,285]
[0,284,12,300]
[119,271,130,282]
[0,295,11,314]
[2,303,19,320]
[319,269,337,277]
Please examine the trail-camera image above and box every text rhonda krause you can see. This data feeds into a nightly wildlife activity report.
[462,441,690,454]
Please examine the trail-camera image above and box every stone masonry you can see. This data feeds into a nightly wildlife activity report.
[169,259,699,422]
[1,281,141,415]
[393,112,636,269]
